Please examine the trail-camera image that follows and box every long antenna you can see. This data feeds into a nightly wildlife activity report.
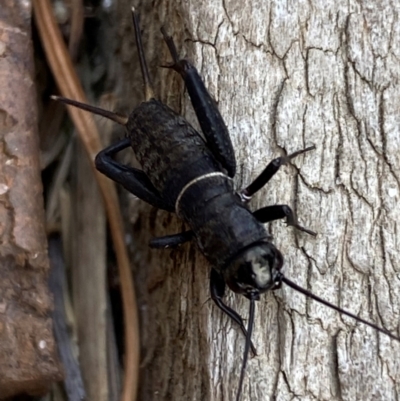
[51,96,128,125]
[236,298,255,401]
[281,276,400,341]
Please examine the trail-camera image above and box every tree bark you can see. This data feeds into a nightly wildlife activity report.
[114,1,400,400]
[0,1,62,397]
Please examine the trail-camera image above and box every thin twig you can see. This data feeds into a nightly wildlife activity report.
[48,235,86,401]
[32,2,139,401]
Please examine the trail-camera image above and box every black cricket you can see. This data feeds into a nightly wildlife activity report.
[54,9,400,401]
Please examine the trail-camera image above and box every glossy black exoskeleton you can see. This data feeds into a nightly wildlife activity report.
[54,8,400,401]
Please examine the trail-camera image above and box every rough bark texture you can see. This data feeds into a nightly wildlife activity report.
[111,1,400,400]
[0,0,62,397]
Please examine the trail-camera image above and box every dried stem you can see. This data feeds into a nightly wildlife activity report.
[32,2,139,401]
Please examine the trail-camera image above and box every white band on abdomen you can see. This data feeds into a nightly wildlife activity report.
[175,172,232,216]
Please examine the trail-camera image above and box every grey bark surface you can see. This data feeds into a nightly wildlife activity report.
[113,1,400,400]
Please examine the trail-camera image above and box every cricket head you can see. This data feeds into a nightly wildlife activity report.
[223,242,284,299]
[222,242,284,401]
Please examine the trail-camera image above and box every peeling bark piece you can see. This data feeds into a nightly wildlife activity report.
[0,1,62,398]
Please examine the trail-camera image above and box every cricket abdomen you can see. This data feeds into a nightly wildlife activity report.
[126,99,222,205]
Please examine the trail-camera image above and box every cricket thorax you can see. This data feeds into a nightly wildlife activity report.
[177,179,270,268]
